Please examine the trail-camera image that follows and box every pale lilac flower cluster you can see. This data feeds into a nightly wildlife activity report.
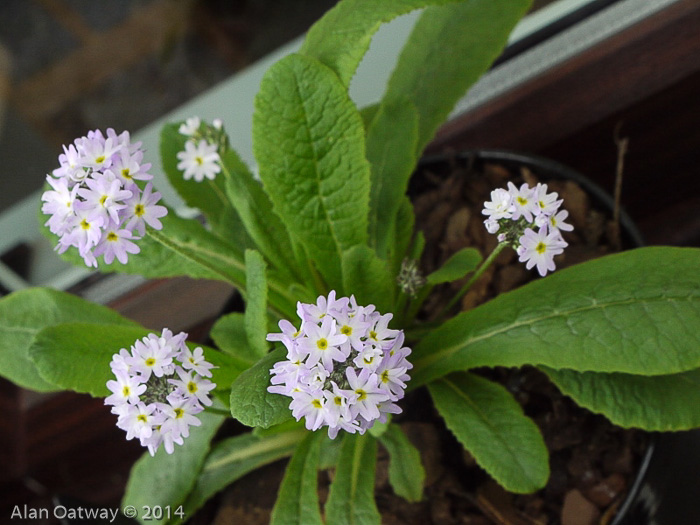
[176,116,226,182]
[105,329,216,456]
[268,292,412,439]
[482,182,573,276]
[41,129,167,268]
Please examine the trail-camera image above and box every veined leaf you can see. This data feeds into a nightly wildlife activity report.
[181,428,306,521]
[543,367,700,431]
[300,0,465,87]
[378,424,425,502]
[229,347,293,428]
[383,0,532,154]
[123,411,225,525]
[253,53,370,288]
[270,432,324,525]
[411,247,700,387]
[0,288,138,392]
[429,372,549,493]
[325,433,381,525]
[245,249,270,358]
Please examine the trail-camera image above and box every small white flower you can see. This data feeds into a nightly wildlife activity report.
[518,226,568,277]
[176,140,221,182]
[179,116,201,136]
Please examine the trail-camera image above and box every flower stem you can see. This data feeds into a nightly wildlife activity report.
[206,407,232,417]
[439,242,508,318]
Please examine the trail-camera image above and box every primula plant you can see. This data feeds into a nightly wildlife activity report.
[1,0,700,523]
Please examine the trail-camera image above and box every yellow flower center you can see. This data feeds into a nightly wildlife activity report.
[134,204,145,217]
[535,242,547,255]
[312,399,323,409]
[317,338,328,350]
[356,389,367,401]
[341,325,352,336]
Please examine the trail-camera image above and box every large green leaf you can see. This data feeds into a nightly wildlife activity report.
[270,432,324,525]
[181,428,306,521]
[411,247,700,387]
[253,53,370,288]
[229,347,293,428]
[300,0,464,87]
[30,322,149,396]
[544,367,700,431]
[365,98,419,258]
[29,322,242,397]
[325,433,381,525]
[0,288,137,392]
[221,148,298,279]
[383,0,531,154]
[122,411,225,525]
[428,372,549,493]
[378,424,425,502]
[160,123,229,227]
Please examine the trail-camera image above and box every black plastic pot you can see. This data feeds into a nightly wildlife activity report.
[415,150,699,525]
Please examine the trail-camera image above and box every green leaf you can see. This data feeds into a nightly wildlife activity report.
[253,53,370,288]
[428,372,549,493]
[122,411,225,525]
[160,123,229,226]
[426,247,482,285]
[300,0,464,87]
[411,247,700,387]
[270,432,324,525]
[543,367,700,431]
[383,0,531,154]
[245,249,270,358]
[181,428,306,520]
[390,196,417,278]
[0,288,138,392]
[28,322,240,397]
[222,148,298,278]
[378,424,425,502]
[341,245,394,314]
[30,322,149,396]
[229,347,293,428]
[206,346,249,393]
[366,99,419,258]
[325,433,381,525]
[210,312,257,365]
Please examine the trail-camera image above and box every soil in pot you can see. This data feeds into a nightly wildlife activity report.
[194,152,649,525]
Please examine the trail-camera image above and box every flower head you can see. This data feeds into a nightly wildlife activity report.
[42,128,167,268]
[482,181,572,276]
[268,292,411,439]
[105,329,216,455]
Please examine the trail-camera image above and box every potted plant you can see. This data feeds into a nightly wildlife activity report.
[1,1,699,523]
